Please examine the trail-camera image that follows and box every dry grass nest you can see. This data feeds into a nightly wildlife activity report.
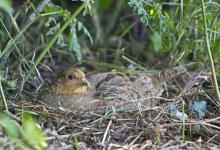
[2,70,220,150]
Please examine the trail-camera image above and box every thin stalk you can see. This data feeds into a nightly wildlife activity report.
[201,0,220,105]
[105,0,124,37]
[0,15,39,59]
[0,80,8,111]
[181,101,186,140]
[24,1,88,82]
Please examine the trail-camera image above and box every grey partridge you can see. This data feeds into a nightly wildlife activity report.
[39,66,186,112]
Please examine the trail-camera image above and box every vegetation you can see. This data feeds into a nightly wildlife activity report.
[0,0,220,149]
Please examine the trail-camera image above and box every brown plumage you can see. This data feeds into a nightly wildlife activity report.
[39,66,186,112]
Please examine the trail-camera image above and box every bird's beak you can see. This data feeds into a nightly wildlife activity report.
[81,78,91,87]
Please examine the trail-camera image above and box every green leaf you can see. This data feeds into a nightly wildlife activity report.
[57,35,65,47]
[0,0,12,13]
[0,112,21,138]
[74,19,93,44]
[69,24,81,61]
[46,23,60,36]
[22,113,47,149]
[150,32,162,53]
[43,3,65,16]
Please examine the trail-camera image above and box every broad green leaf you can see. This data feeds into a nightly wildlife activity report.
[0,112,21,138]
[0,0,12,13]
[22,113,47,149]
[150,32,162,53]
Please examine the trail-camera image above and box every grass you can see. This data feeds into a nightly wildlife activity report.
[0,81,8,111]
[23,1,89,82]
[201,0,220,105]
[0,0,220,149]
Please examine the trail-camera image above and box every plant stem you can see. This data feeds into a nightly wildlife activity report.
[24,1,88,82]
[0,16,39,59]
[201,0,220,105]
[0,80,8,111]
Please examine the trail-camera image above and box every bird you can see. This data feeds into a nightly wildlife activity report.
[39,66,187,112]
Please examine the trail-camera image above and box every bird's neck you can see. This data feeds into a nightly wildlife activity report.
[57,84,88,95]
[73,86,88,95]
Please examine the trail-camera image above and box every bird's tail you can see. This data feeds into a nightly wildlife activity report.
[160,66,187,81]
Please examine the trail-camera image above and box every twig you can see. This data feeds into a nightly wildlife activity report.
[101,118,112,145]
[160,116,220,129]
[129,131,144,147]
[3,110,20,122]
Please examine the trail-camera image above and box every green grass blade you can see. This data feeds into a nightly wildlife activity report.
[23,1,88,82]
[201,0,220,105]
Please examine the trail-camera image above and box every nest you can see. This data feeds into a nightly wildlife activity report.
[1,70,220,149]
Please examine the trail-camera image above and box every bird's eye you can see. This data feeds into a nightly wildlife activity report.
[68,75,74,80]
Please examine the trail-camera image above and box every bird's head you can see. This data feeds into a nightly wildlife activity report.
[56,68,90,95]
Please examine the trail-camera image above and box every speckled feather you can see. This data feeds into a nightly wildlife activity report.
[39,66,186,111]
